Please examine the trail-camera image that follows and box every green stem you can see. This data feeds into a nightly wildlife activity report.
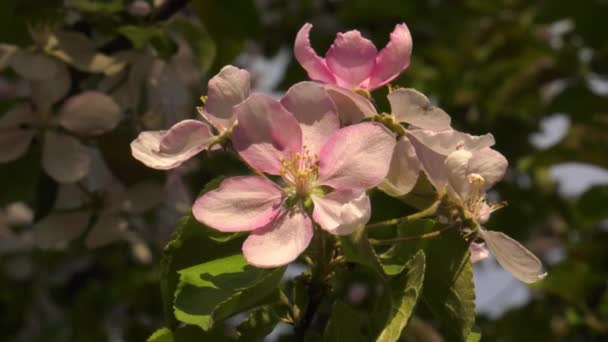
[369,223,457,245]
[366,200,441,229]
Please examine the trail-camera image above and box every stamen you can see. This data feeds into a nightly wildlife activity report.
[279,145,319,197]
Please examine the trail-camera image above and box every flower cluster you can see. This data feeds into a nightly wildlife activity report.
[132,23,545,283]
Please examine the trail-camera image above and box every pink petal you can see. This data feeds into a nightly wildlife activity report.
[42,132,91,183]
[192,176,284,232]
[232,94,303,175]
[324,85,376,125]
[201,65,251,132]
[242,207,313,268]
[326,30,377,88]
[379,136,421,197]
[58,91,122,136]
[409,129,495,156]
[317,123,396,191]
[367,23,413,90]
[388,88,451,130]
[469,242,489,263]
[312,190,371,235]
[130,120,213,170]
[280,82,339,155]
[294,23,337,85]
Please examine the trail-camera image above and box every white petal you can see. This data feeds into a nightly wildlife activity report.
[58,91,122,136]
[42,132,91,183]
[312,191,371,235]
[409,129,495,156]
[480,230,546,284]
[388,88,451,130]
[33,211,91,249]
[85,212,128,249]
[379,136,421,197]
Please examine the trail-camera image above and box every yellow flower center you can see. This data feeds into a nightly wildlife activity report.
[279,146,319,198]
[465,173,504,220]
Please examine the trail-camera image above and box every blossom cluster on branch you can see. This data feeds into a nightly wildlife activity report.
[132,23,545,284]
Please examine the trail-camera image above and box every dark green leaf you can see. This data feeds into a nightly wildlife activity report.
[376,251,426,342]
[70,0,126,14]
[117,25,177,58]
[171,18,216,75]
[421,230,475,342]
[339,226,384,276]
[237,306,279,340]
[147,327,173,342]
[323,301,368,342]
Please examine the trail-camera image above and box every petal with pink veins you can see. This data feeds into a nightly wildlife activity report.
[480,230,546,284]
[379,136,421,197]
[232,94,302,175]
[192,176,284,232]
[318,123,396,191]
[367,23,413,90]
[294,23,337,85]
[130,120,214,170]
[326,30,377,88]
[202,65,251,132]
[409,129,495,156]
[388,88,451,130]
[42,132,91,183]
[242,206,313,268]
[312,190,371,235]
[280,82,339,155]
[324,85,376,125]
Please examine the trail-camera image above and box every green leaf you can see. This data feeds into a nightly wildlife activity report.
[323,301,368,342]
[376,251,426,342]
[237,306,279,340]
[576,185,608,229]
[380,219,437,276]
[171,18,216,75]
[191,0,259,71]
[147,327,173,342]
[160,177,245,327]
[421,230,476,342]
[70,0,126,14]
[0,142,41,206]
[117,25,177,58]
[147,325,233,342]
[466,329,482,342]
[339,226,385,276]
[174,254,286,330]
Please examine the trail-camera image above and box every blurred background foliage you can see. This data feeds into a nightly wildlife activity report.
[1,0,607,341]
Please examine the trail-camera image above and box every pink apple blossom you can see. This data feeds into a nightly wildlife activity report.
[294,23,412,91]
[192,82,396,267]
[130,65,250,169]
[413,132,546,283]
[321,86,452,197]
